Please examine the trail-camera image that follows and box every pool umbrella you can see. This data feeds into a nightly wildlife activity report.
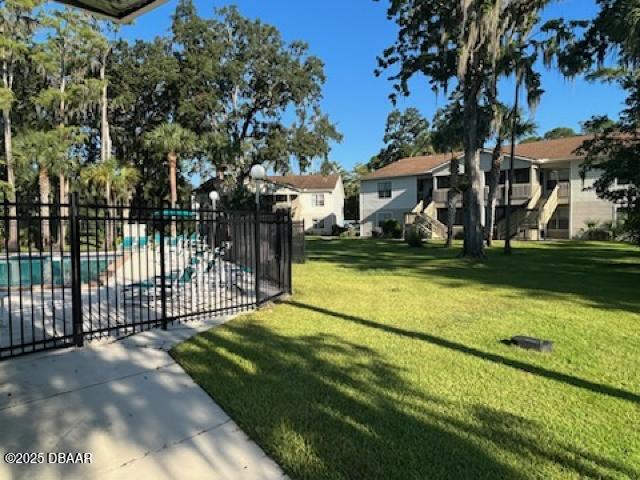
[54,0,167,23]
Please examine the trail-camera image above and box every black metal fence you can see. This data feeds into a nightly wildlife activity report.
[0,195,292,359]
[292,221,306,263]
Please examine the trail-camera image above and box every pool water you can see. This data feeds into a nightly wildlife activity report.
[0,256,117,287]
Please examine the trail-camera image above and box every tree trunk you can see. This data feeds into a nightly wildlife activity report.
[100,63,111,162]
[58,173,67,248]
[485,142,503,246]
[105,181,114,248]
[462,86,486,259]
[446,154,460,248]
[58,78,67,249]
[168,152,178,238]
[2,107,18,251]
[39,167,51,249]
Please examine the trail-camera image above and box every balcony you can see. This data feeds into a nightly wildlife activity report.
[435,183,534,204]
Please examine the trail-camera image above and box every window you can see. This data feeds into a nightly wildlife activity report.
[484,171,506,185]
[377,182,392,199]
[548,206,569,230]
[312,193,325,207]
[545,169,570,190]
[436,176,450,189]
[513,168,531,184]
[275,195,287,202]
[377,212,394,227]
[437,208,464,226]
[313,218,325,230]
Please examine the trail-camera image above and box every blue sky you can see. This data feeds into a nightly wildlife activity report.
[119,0,624,172]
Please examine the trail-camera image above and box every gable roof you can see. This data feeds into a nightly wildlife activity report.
[267,174,340,191]
[56,0,168,23]
[363,152,461,180]
[511,135,591,161]
[363,136,592,181]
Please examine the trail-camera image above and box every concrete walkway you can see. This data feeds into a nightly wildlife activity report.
[0,317,287,480]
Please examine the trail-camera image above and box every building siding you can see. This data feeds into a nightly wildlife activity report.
[569,160,616,238]
[360,176,417,236]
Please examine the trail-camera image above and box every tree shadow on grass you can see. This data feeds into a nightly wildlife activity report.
[307,239,640,315]
[174,317,638,480]
[283,300,640,404]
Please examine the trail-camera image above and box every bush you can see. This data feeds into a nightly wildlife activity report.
[580,220,613,241]
[339,226,358,238]
[405,226,424,247]
[332,224,348,237]
[382,219,403,239]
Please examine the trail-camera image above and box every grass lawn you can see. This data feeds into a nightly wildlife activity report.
[171,239,640,480]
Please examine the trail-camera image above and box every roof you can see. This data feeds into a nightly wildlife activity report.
[267,175,340,191]
[511,135,591,161]
[363,136,592,180]
[363,152,461,180]
[55,0,168,23]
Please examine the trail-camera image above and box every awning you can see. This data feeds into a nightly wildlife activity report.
[152,209,197,219]
[55,0,168,23]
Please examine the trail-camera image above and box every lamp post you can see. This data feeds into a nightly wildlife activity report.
[209,190,220,249]
[208,190,219,210]
[250,164,267,211]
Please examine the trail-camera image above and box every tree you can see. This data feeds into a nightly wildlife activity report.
[14,130,66,247]
[82,158,139,246]
[108,38,180,205]
[369,108,432,170]
[172,1,341,194]
[432,100,465,248]
[0,0,42,250]
[543,127,576,140]
[32,8,100,246]
[581,116,615,134]
[343,163,370,220]
[542,0,640,243]
[485,106,536,245]
[319,159,344,176]
[379,0,549,258]
[144,122,196,211]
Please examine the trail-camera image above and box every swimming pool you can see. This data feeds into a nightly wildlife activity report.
[0,255,119,288]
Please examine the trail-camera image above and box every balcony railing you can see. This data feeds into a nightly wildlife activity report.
[434,189,449,203]
[438,183,534,203]
[558,182,570,198]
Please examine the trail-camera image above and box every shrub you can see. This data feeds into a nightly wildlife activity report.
[332,224,348,237]
[382,219,403,239]
[405,226,424,247]
[580,220,613,241]
[340,226,358,238]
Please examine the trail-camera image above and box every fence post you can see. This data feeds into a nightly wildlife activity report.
[70,192,84,347]
[159,212,168,330]
[254,209,261,306]
[287,213,293,295]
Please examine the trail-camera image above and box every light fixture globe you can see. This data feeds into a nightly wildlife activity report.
[208,190,220,203]
[250,164,267,181]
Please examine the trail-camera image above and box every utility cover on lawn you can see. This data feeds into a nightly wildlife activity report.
[508,336,553,353]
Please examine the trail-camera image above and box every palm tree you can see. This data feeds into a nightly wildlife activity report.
[144,123,196,209]
[14,130,63,249]
[112,164,140,205]
[82,159,139,247]
[145,123,196,238]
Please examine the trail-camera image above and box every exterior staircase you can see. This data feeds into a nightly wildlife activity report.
[405,200,447,240]
[496,185,559,240]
